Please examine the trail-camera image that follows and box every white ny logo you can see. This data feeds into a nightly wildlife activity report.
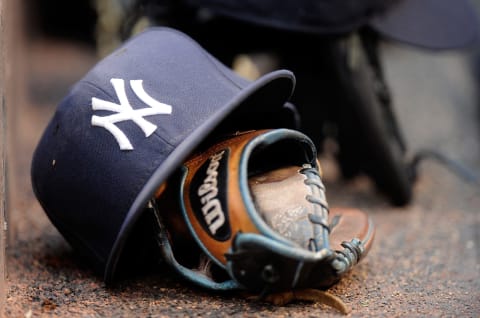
[91,78,172,150]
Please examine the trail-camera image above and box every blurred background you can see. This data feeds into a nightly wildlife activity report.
[1,0,480,316]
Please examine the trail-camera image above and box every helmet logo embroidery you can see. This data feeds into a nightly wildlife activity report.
[91,78,172,150]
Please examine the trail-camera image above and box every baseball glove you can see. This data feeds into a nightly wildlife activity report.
[150,128,374,299]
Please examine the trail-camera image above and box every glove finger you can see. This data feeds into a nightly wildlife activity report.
[329,207,375,256]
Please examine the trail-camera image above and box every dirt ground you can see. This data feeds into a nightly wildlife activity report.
[2,31,480,317]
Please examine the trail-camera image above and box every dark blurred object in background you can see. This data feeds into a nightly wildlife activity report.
[115,0,479,206]
[22,0,97,45]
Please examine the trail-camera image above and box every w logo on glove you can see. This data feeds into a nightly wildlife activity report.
[91,78,172,150]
